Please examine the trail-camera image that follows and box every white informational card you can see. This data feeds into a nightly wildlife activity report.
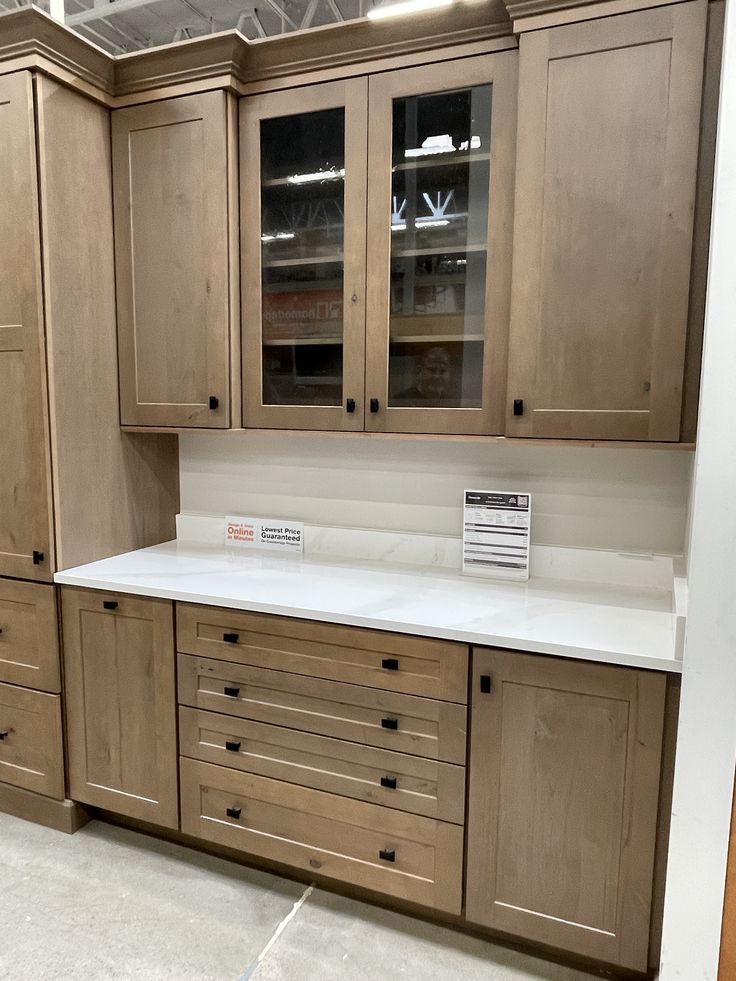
[225,515,304,554]
[462,490,531,582]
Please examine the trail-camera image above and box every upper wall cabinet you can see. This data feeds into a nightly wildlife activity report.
[505,1,707,441]
[113,92,239,429]
[241,53,518,435]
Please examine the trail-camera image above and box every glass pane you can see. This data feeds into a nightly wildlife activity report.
[260,108,345,406]
[388,85,491,410]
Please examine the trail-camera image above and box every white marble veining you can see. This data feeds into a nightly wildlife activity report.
[54,539,682,673]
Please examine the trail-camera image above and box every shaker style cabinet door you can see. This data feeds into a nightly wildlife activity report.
[0,72,54,581]
[61,587,178,829]
[465,647,666,972]
[113,92,236,428]
[240,79,368,431]
[506,2,707,441]
[364,53,517,435]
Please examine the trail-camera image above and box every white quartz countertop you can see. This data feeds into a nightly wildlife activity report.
[54,540,682,673]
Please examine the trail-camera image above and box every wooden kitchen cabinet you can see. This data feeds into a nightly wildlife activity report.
[465,647,666,972]
[113,91,239,429]
[61,588,178,828]
[505,1,707,441]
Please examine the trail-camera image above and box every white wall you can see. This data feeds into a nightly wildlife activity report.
[180,433,692,554]
[659,2,736,975]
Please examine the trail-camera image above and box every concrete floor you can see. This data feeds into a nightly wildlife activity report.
[0,813,600,981]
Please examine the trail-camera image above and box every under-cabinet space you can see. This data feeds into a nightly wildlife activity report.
[61,588,178,828]
[0,682,64,799]
[465,646,667,972]
[181,756,464,914]
[113,91,238,429]
[0,579,60,693]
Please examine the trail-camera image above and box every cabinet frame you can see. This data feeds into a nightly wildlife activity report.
[364,52,518,435]
[241,78,368,431]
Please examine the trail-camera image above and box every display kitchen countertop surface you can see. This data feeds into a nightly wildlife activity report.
[54,540,683,673]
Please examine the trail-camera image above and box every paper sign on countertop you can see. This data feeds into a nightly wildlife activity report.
[225,515,304,554]
[462,490,531,582]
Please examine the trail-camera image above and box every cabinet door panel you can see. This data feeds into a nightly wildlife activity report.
[365,53,517,435]
[0,72,54,580]
[241,79,367,430]
[465,647,666,972]
[61,588,178,828]
[113,92,234,428]
[506,2,706,441]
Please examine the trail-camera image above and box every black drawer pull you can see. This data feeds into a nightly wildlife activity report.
[225,740,241,753]
[224,686,240,698]
[381,658,399,671]
[0,731,8,741]
[223,632,239,644]
[369,398,380,413]
[226,807,242,820]
[379,848,395,863]
[381,717,398,730]
[480,675,492,694]
[103,600,118,610]
[380,776,397,790]
[32,550,44,565]
[209,395,219,410]
[346,398,356,413]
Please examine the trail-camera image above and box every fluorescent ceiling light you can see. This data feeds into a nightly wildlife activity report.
[287,168,345,185]
[261,232,296,242]
[391,218,451,231]
[368,0,452,20]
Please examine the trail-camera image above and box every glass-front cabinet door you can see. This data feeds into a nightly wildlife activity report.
[365,54,517,434]
[241,79,368,430]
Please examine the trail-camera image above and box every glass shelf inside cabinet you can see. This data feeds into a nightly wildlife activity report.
[260,108,346,406]
[387,85,491,410]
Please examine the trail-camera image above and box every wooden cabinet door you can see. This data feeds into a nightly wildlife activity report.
[240,79,368,431]
[61,587,178,829]
[0,72,54,581]
[113,92,236,429]
[465,647,666,972]
[506,2,706,441]
[364,53,517,435]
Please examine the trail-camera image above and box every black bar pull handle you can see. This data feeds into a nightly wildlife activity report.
[381,658,399,671]
[225,740,241,753]
[369,398,380,413]
[32,550,44,565]
[379,848,396,863]
[224,686,240,698]
[103,600,118,611]
[0,731,8,741]
[480,675,492,694]
[223,632,239,644]
[380,776,397,790]
[208,395,219,410]
[381,717,398,730]
[513,399,524,417]
[226,807,242,820]
[346,398,356,413]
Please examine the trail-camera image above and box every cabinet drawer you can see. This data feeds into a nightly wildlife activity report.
[180,707,465,824]
[178,655,467,765]
[181,757,464,914]
[0,579,60,693]
[177,604,467,703]
[0,682,63,799]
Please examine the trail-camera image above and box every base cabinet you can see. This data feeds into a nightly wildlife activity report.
[61,587,178,829]
[465,647,667,972]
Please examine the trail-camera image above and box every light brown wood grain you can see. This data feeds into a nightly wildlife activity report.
[178,654,467,764]
[0,579,60,693]
[179,706,465,824]
[34,76,179,569]
[176,604,468,703]
[465,647,666,972]
[0,781,89,834]
[506,2,707,442]
[113,91,233,428]
[180,756,464,913]
[0,71,54,581]
[0,682,64,799]
[61,587,179,829]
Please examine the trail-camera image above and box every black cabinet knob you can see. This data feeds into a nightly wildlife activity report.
[225,740,241,753]
[480,675,492,694]
[32,550,44,565]
[346,398,356,413]
[379,848,396,863]
[380,776,397,790]
[103,600,118,610]
[226,807,242,820]
[369,398,380,413]
[208,395,219,410]
[381,658,399,671]
[223,632,239,644]
[381,717,398,730]
[224,686,240,698]
[0,731,8,741]
[513,398,524,417]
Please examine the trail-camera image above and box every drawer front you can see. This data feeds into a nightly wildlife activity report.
[180,707,465,824]
[0,682,64,799]
[0,579,60,693]
[178,655,467,764]
[177,604,468,703]
[180,757,464,914]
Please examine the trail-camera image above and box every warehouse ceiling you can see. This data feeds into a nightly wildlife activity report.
[0,0,370,54]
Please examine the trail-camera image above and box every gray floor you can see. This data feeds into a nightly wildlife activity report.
[0,813,599,981]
